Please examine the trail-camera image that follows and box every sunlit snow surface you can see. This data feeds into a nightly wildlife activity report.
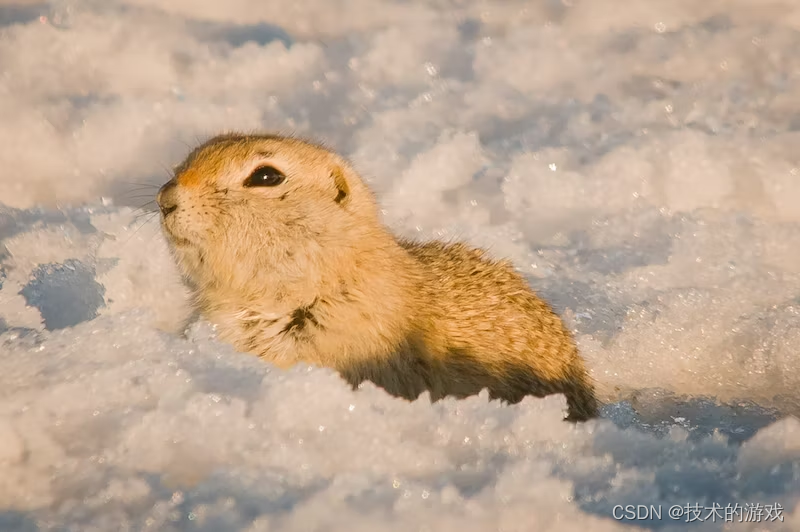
[1,0,800,530]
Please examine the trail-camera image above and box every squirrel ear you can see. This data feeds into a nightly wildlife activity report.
[331,166,350,205]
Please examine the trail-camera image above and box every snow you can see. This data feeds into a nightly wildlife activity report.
[0,0,799,529]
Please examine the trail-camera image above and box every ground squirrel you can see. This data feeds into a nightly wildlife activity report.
[156,133,599,421]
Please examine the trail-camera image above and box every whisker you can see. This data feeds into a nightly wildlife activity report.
[131,200,158,213]
[175,137,193,150]
[121,189,160,196]
[118,189,160,200]
[156,162,176,179]
[132,209,158,221]
[122,195,159,202]
[122,211,160,247]
[119,181,161,189]
[131,209,159,225]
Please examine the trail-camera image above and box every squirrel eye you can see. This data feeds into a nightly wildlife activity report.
[243,166,286,187]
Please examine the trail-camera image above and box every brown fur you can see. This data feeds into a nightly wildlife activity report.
[156,133,599,421]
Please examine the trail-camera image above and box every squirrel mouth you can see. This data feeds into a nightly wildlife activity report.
[165,231,193,248]
[160,223,193,248]
[169,235,193,247]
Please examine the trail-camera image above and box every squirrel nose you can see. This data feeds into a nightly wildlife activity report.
[157,179,179,217]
